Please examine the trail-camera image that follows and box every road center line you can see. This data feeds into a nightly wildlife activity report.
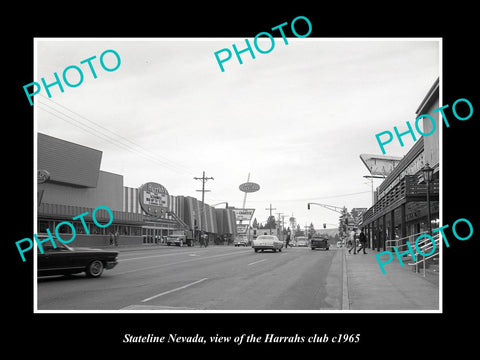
[120,250,205,262]
[141,278,209,302]
[248,258,267,266]
[115,249,252,275]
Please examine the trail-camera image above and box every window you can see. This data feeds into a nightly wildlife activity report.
[38,220,52,233]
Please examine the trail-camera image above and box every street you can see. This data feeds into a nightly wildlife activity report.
[37,245,344,311]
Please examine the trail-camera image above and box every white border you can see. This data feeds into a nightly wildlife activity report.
[33,37,442,314]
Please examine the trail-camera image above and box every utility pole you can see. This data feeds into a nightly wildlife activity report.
[194,171,214,205]
[275,212,284,239]
[242,173,250,209]
[265,203,276,235]
[266,203,276,217]
[194,171,214,233]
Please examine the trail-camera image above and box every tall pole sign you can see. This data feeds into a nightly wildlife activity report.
[238,173,260,240]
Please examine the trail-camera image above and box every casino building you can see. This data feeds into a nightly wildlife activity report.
[37,133,237,247]
[361,78,440,251]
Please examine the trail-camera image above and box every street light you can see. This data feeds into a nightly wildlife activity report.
[422,162,434,236]
[212,202,229,208]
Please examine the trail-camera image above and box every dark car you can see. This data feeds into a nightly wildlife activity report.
[37,240,119,278]
[311,236,329,250]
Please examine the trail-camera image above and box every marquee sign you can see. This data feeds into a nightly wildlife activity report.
[232,208,255,222]
[239,182,260,193]
[138,182,169,216]
[359,154,403,177]
[37,169,50,184]
[236,224,249,234]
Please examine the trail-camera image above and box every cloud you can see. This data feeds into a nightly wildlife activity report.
[36,38,439,226]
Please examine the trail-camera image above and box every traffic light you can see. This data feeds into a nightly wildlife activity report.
[323,223,326,229]
[307,203,311,210]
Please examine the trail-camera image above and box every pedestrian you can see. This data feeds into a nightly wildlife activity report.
[348,230,356,254]
[109,232,114,246]
[285,233,291,248]
[204,233,209,247]
[357,228,367,254]
[114,231,119,247]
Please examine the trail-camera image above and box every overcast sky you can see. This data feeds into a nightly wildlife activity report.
[35,38,440,229]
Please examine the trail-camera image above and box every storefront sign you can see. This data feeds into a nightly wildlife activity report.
[399,152,425,180]
[37,169,50,184]
[138,182,169,216]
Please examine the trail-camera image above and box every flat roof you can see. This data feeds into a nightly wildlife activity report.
[38,132,102,188]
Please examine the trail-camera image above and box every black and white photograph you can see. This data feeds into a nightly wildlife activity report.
[8,5,478,355]
[33,37,441,313]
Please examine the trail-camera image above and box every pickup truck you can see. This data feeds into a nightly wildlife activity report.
[166,230,193,247]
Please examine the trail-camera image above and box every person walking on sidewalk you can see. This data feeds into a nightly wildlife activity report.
[357,228,367,254]
[348,229,356,254]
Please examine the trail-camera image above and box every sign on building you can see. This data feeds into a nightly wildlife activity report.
[360,154,402,177]
[138,182,169,217]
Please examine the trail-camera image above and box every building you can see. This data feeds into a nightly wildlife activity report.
[37,133,237,247]
[361,78,440,251]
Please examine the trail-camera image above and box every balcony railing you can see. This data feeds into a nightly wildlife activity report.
[363,175,439,224]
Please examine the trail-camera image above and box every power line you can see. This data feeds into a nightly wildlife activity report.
[38,97,194,175]
[208,190,371,204]
[38,104,191,175]
[37,97,195,176]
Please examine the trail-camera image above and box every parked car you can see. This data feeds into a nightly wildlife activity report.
[295,236,309,247]
[234,235,248,247]
[252,235,283,253]
[37,240,118,278]
[311,235,330,250]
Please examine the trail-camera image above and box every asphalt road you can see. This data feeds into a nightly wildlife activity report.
[37,245,345,311]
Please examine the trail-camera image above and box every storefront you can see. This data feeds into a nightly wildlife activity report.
[361,78,440,251]
[37,132,237,247]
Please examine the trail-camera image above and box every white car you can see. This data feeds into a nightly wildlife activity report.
[252,235,283,253]
[295,236,309,247]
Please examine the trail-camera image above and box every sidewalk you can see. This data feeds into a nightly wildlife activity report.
[344,247,440,311]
